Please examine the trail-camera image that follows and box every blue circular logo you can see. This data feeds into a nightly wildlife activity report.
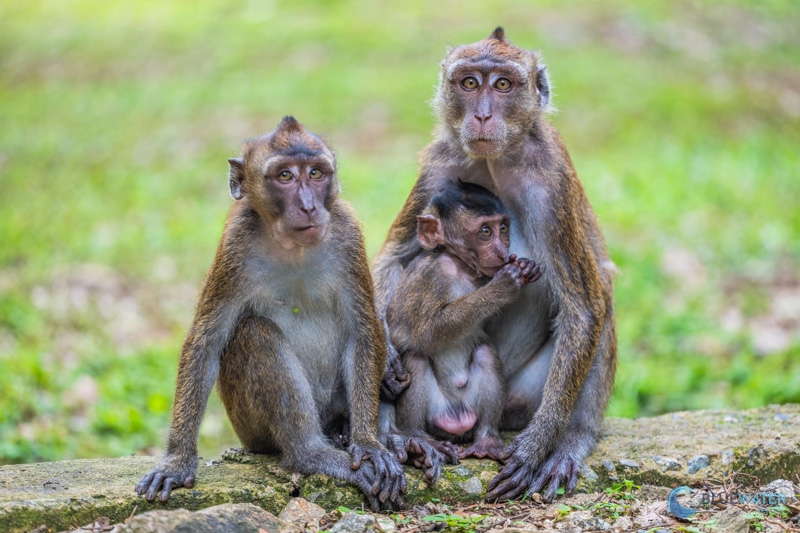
[668,486,698,519]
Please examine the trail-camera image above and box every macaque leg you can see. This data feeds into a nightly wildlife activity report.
[459,344,506,461]
[498,312,616,500]
[500,336,556,431]
[218,316,381,510]
[390,355,459,483]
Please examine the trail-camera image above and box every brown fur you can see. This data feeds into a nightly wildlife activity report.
[136,117,405,511]
[373,29,617,502]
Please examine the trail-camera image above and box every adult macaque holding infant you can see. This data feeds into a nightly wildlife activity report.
[374,27,617,501]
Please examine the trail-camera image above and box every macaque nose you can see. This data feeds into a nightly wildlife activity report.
[300,203,316,216]
[475,112,492,127]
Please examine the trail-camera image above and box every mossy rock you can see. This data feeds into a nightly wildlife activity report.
[1,404,798,532]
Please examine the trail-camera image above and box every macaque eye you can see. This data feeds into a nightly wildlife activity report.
[277,170,293,182]
[461,77,479,90]
[309,169,324,180]
[479,226,492,237]
[494,78,512,91]
[500,223,509,234]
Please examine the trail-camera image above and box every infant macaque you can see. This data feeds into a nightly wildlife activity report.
[387,180,541,460]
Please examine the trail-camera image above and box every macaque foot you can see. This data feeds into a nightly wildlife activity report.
[135,456,196,502]
[349,443,407,509]
[381,370,411,401]
[380,332,411,401]
[458,435,506,461]
[486,447,580,502]
[386,433,459,484]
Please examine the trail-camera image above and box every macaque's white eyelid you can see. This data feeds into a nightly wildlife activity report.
[262,155,335,176]
[262,156,283,175]
[446,59,528,83]
[319,155,335,171]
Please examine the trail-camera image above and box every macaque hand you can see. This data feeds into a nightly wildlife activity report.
[513,257,542,285]
[490,262,525,292]
[135,454,197,502]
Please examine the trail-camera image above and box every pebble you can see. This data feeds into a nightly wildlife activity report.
[601,460,615,472]
[721,449,735,466]
[687,454,709,474]
[619,459,639,469]
[579,463,598,481]
[761,479,799,504]
[458,476,484,494]
[714,506,749,533]
[652,455,682,471]
[454,466,475,477]
[330,512,377,533]
[278,497,326,527]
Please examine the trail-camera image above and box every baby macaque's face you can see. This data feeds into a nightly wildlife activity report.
[452,211,510,277]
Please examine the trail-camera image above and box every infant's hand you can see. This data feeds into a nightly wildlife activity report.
[513,257,542,285]
[490,262,525,291]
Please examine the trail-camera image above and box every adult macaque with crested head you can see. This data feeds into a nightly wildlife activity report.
[387,180,541,462]
[135,116,405,511]
[373,28,617,501]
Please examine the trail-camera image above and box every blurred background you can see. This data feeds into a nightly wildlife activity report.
[1,0,798,465]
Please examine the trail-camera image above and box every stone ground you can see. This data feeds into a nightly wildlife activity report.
[2,404,799,533]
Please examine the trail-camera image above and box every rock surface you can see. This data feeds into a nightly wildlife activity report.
[115,503,291,533]
[277,496,326,528]
[1,404,799,532]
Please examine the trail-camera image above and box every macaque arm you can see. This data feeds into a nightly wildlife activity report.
[344,240,385,448]
[340,216,407,503]
[494,168,607,485]
[412,279,515,350]
[164,259,241,461]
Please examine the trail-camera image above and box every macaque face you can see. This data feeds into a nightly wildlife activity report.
[228,116,339,249]
[454,212,511,277]
[261,155,335,247]
[437,28,549,158]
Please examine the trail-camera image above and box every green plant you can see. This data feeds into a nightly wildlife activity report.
[742,511,765,531]
[422,513,489,532]
[604,479,640,500]
[390,514,413,525]
[336,506,366,515]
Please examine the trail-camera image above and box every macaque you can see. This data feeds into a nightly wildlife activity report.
[372,29,617,501]
[135,117,405,510]
[387,180,540,461]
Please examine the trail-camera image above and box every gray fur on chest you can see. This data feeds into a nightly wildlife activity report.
[242,252,351,404]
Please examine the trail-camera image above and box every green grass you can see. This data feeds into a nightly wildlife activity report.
[1,0,799,463]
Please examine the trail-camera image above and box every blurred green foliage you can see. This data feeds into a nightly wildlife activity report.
[1,0,799,464]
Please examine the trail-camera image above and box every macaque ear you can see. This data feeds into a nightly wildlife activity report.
[228,158,245,200]
[417,215,443,250]
[535,64,550,109]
